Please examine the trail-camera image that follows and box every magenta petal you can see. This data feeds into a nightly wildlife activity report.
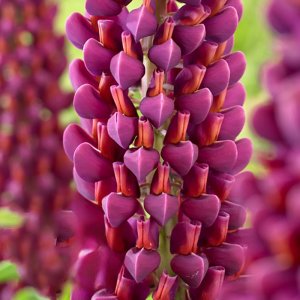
[74,84,112,119]
[200,0,226,12]
[149,39,181,71]
[136,218,159,250]
[174,65,206,96]
[231,138,252,174]
[171,253,208,288]
[201,59,230,96]
[92,291,118,300]
[66,13,97,49]
[69,59,98,91]
[175,88,212,124]
[204,7,239,43]
[197,141,238,173]
[204,243,245,276]
[124,148,160,183]
[181,194,221,226]
[162,141,198,176]
[74,142,114,182]
[262,63,285,96]
[124,248,161,283]
[252,103,282,143]
[226,228,255,247]
[173,4,210,26]
[153,272,178,300]
[189,266,225,300]
[208,171,235,202]
[228,171,258,205]
[107,112,138,149]
[172,24,205,56]
[80,117,93,133]
[226,0,243,20]
[83,38,114,76]
[140,93,174,128]
[94,246,124,291]
[95,177,118,205]
[223,36,234,56]
[72,193,106,246]
[74,249,103,292]
[200,212,229,246]
[102,193,139,227]
[223,82,246,109]
[110,52,145,89]
[63,123,96,161]
[71,285,92,300]
[85,0,122,17]
[184,40,218,67]
[126,6,158,41]
[177,0,202,6]
[190,113,224,147]
[98,20,123,52]
[115,267,150,300]
[224,51,246,87]
[144,193,179,226]
[105,217,136,252]
[75,245,123,292]
[183,163,209,197]
[267,0,297,33]
[219,106,245,140]
[221,201,246,230]
[170,222,201,255]
[276,88,300,146]
[73,168,95,201]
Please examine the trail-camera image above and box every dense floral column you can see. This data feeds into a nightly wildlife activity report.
[225,0,300,298]
[64,0,251,299]
[0,0,75,297]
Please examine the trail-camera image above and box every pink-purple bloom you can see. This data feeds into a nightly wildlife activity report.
[0,0,75,297]
[65,0,250,299]
[225,0,300,298]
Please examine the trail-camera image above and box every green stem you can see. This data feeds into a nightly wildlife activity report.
[155,0,168,23]
[176,281,187,300]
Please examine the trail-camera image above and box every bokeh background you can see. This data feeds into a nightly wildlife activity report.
[56,0,273,174]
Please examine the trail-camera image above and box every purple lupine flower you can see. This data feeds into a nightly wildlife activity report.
[222,0,300,299]
[64,0,251,299]
[0,0,76,297]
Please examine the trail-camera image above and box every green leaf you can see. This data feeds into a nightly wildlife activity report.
[58,282,72,300]
[0,261,19,283]
[13,288,49,300]
[0,208,24,228]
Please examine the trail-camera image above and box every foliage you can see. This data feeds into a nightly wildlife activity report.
[0,208,24,228]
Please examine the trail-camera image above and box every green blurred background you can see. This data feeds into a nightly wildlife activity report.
[56,0,274,173]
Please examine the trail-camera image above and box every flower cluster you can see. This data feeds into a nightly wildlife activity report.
[227,0,300,298]
[64,0,251,299]
[0,0,75,297]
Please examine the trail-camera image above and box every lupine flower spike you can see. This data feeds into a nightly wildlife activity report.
[65,0,250,299]
[225,0,300,298]
[0,0,75,297]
